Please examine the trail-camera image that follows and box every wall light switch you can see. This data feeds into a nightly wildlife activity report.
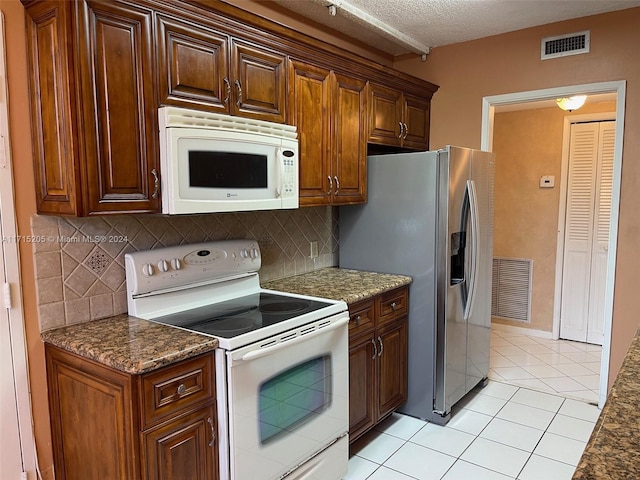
[540,175,555,188]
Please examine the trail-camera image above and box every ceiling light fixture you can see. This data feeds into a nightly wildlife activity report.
[556,95,587,111]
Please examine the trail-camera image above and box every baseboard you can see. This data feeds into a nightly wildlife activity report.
[491,322,555,339]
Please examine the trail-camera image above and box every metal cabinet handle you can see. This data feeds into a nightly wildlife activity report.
[207,417,216,447]
[390,302,397,311]
[371,338,378,359]
[151,169,160,199]
[402,122,409,140]
[176,383,186,395]
[235,80,242,107]
[334,176,340,194]
[353,314,361,325]
[223,77,231,104]
[377,336,383,357]
[327,176,333,195]
[398,121,403,139]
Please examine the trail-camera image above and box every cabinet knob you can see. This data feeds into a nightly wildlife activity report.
[354,314,361,324]
[390,302,397,311]
[177,383,187,395]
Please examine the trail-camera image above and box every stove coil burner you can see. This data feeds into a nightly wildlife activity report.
[259,300,312,314]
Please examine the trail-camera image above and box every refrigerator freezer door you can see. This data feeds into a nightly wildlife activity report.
[434,146,472,419]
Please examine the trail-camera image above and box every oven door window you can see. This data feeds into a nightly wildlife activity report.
[258,355,332,445]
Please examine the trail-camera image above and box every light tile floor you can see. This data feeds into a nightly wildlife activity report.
[345,328,602,480]
[490,326,602,404]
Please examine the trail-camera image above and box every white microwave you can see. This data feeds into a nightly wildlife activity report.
[158,107,299,214]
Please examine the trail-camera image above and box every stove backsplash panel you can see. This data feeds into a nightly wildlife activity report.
[31,207,339,331]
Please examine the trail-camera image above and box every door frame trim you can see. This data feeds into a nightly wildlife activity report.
[554,113,616,344]
[481,80,627,409]
[0,12,38,476]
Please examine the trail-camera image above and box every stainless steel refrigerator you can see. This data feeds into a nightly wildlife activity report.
[339,145,495,424]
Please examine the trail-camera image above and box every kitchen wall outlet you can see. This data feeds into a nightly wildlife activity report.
[540,175,555,188]
[309,240,318,259]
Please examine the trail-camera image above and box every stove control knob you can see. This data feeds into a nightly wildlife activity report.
[250,248,259,259]
[170,258,182,270]
[240,249,249,258]
[142,263,154,277]
[158,260,169,273]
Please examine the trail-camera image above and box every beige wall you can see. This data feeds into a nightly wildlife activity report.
[394,7,640,385]
[492,102,615,332]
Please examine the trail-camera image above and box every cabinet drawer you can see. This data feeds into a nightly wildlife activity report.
[377,287,408,325]
[348,299,375,337]
[140,353,215,430]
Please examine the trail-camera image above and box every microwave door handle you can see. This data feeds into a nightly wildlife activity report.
[276,149,284,198]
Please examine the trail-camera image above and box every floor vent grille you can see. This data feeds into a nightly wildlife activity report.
[541,31,590,60]
[491,257,533,323]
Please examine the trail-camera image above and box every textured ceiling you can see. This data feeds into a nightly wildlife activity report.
[270,0,640,56]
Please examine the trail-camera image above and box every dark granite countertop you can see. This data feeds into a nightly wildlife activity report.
[262,267,412,304]
[41,314,218,374]
[573,327,640,479]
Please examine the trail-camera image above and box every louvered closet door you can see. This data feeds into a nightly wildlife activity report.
[560,121,615,345]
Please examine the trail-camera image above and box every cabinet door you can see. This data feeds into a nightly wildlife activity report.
[403,94,430,149]
[231,40,286,123]
[156,14,229,112]
[76,0,160,213]
[143,404,218,480]
[46,346,139,480]
[348,333,377,442]
[331,73,367,205]
[376,318,408,419]
[368,83,403,146]
[24,2,82,215]
[289,60,332,205]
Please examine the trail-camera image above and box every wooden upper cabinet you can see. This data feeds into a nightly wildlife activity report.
[78,0,159,214]
[368,83,431,150]
[289,60,332,206]
[24,0,160,215]
[332,73,367,205]
[156,16,287,123]
[231,41,287,123]
[289,60,366,206]
[156,14,230,112]
[24,1,82,215]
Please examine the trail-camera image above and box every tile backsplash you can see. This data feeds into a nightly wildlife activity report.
[31,207,338,331]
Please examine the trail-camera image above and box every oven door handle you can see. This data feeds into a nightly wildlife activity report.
[239,317,348,362]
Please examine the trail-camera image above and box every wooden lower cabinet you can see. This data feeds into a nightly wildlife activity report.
[45,345,218,480]
[348,286,409,443]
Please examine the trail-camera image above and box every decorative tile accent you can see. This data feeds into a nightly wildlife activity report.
[31,207,339,331]
[84,248,111,275]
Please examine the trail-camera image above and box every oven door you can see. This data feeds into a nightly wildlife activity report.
[225,314,349,480]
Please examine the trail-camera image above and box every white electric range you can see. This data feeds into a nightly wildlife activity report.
[125,239,349,480]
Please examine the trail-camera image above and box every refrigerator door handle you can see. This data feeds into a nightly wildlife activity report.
[464,179,480,320]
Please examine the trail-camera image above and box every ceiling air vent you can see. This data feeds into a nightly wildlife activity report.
[541,30,590,60]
